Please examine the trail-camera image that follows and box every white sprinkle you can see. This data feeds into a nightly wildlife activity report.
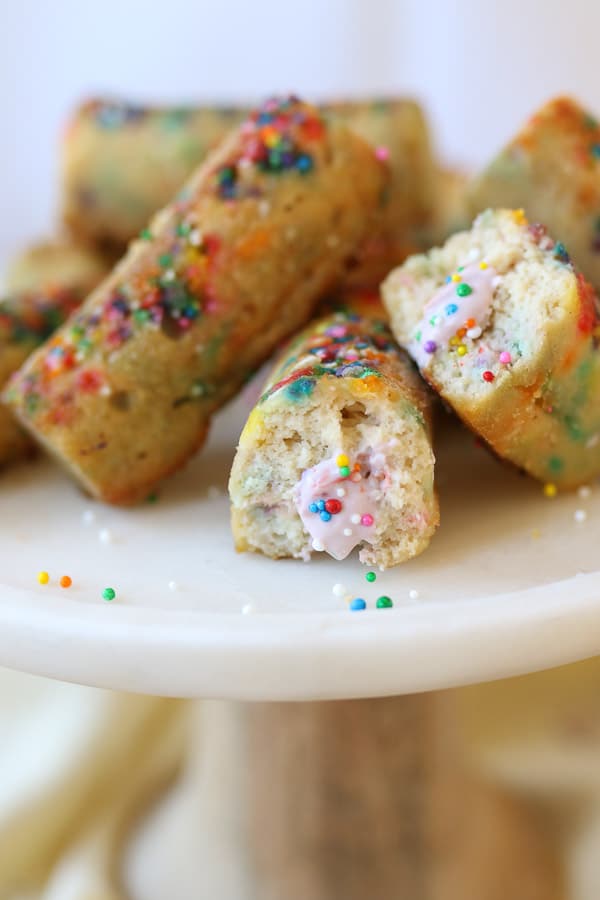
[408,589,420,601]
[168,580,179,592]
[99,384,112,397]
[241,602,255,615]
[574,509,587,523]
[336,487,346,498]
[467,326,482,339]
[99,528,113,544]
[332,583,347,598]
[326,234,340,248]
[587,434,600,448]
[163,269,176,282]
[350,514,361,525]
[312,539,325,552]
[467,248,480,261]
[82,509,96,525]
[207,486,221,500]
[189,229,202,246]
[378,565,386,573]
[343,528,353,537]
[579,485,592,499]
[258,200,270,218]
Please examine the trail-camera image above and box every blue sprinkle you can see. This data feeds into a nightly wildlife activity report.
[308,502,319,514]
[445,303,458,316]
[319,510,332,522]
[285,377,315,401]
[349,597,367,611]
[317,499,326,511]
[553,241,570,263]
[445,275,452,283]
[591,143,600,159]
[296,154,313,173]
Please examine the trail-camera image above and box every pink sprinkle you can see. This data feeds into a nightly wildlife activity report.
[361,514,374,527]
[499,351,512,364]
[375,145,390,161]
[350,472,362,483]
[328,325,347,338]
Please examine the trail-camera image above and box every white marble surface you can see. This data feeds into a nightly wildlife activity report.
[0,387,599,700]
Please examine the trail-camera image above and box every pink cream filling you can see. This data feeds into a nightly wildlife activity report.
[294,450,391,560]
[409,263,499,369]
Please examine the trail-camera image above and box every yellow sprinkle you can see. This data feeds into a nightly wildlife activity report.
[449,336,460,347]
[543,483,557,498]
[457,345,467,356]
[451,273,461,283]
[240,407,265,441]
[513,208,527,225]
[37,571,49,585]
[479,261,488,269]
[336,453,349,468]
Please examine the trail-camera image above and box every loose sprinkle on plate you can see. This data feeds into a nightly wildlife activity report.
[99,528,113,544]
[349,597,366,611]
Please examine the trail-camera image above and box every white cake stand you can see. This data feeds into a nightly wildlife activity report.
[0,392,598,898]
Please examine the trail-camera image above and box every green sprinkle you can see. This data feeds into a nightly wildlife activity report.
[133,309,151,323]
[176,222,191,237]
[146,492,159,504]
[549,456,564,473]
[457,265,464,272]
[414,330,422,342]
[365,571,376,583]
[158,253,173,268]
[376,595,393,609]
[456,283,473,297]
[102,587,116,602]
[339,465,351,478]
[139,228,153,241]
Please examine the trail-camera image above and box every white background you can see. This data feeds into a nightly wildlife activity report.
[1,0,600,259]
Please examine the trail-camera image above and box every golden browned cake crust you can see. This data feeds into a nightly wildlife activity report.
[229,298,438,568]
[6,97,388,504]
[0,242,109,467]
[383,208,600,490]
[468,96,600,291]
[61,97,435,285]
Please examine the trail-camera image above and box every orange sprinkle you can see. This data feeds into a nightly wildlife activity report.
[235,228,271,259]
[457,327,467,338]
[60,575,72,589]
[466,318,476,328]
